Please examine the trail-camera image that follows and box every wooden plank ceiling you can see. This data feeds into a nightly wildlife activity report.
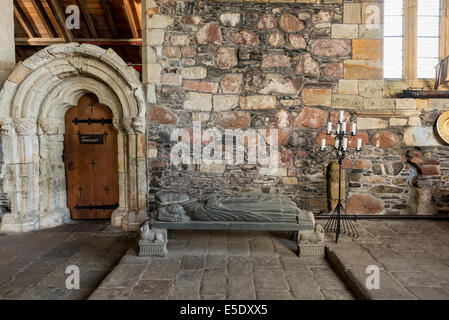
[14,0,142,66]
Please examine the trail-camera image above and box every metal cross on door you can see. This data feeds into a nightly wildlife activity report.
[63,94,119,219]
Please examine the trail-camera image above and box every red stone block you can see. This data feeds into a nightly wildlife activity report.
[278,13,304,33]
[311,39,351,57]
[316,130,336,146]
[262,54,291,69]
[220,74,244,94]
[323,62,343,78]
[355,160,371,170]
[371,131,400,149]
[195,22,222,45]
[348,132,369,149]
[347,194,383,214]
[149,106,178,125]
[342,158,353,169]
[294,107,328,128]
[182,80,219,93]
[215,47,238,69]
[217,111,251,129]
[329,110,350,125]
[419,166,439,176]
[255,13,276,30]
[230,30,259,47]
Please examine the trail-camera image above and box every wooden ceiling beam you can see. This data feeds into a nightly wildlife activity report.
[100,0,118,38]
[123,0,140,38]
[15,37,142,46]
[14,1,37,38]
[47,0,75,42]
[29,0,56,37]
[78,0,98,38]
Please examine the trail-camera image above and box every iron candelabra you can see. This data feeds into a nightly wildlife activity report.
[320,111,360,243]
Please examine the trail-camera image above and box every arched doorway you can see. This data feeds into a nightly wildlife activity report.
[0,43,148,232]
[64,94,119,220]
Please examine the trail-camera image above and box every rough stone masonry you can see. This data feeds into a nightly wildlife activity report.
[144,0,449,218]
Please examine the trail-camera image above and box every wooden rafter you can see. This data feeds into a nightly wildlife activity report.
[100,0,118,38]
[123,0,139,38]
[14,1,37,38]
[78,0,98,38]
[14,0,143,65]
[29,0,56,37]
[47,0,75,42]
[16,37,142,46]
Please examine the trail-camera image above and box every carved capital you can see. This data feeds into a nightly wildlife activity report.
[121,117,134,134]
[39,118,62,135]
[13,118,37,136]
[132,117,146,135]
[0,118,13,136]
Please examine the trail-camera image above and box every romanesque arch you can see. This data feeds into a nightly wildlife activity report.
[0,43,147,232]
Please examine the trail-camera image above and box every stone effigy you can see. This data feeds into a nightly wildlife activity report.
[138,192,322,257]
[155,192,305,224]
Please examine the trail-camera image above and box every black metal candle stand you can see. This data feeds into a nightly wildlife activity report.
[322,121,360,243]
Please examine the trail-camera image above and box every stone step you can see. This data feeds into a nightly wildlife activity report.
[325,241,417,300]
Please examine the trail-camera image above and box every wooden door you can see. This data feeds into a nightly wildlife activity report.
[63,94,119,219]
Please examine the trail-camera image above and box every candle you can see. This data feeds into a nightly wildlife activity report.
[352,123,357,136]
[339,110,344,123]
[335,139,339,149]
[342,122,346,134]
[327,122,332,135]
[342,138,348,150]
[357,138,362,151]
[336,123,341,133]
[321,138,326,151]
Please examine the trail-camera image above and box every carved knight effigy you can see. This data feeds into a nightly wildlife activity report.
[155,192,305,224]
[139,192,323,257]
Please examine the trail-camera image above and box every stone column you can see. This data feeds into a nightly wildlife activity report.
[0,0,15,88]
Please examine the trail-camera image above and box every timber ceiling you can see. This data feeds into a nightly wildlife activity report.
[14,0,142,65]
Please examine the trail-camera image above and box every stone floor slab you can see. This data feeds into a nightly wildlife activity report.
[406,286,449,300]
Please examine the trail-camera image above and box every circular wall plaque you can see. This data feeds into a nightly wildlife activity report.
[437,111,449,144]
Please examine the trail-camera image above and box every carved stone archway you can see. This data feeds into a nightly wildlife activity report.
[0,43,147,232]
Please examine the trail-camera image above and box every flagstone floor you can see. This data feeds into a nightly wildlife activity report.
[2,219,449,300]
[335,219,449,300]
[0,220,136,300]
[89,230,354,300]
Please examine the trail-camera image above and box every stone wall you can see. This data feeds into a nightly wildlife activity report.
[144,0,449,216]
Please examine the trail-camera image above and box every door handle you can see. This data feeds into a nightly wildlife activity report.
[68,161,75,170]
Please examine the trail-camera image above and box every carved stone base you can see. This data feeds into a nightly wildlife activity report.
[138,223,168,257]
[297,224,325,257]
[0,208,70,232]
[139,238,167,257]
[110,208,127,227]
[0,212,40,232]
[39,208,70,229]
[298,243,325,256]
